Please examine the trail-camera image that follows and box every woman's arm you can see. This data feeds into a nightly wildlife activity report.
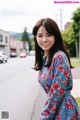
[40,52,71,120]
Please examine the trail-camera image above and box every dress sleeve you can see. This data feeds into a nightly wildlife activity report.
[40,53,70,120]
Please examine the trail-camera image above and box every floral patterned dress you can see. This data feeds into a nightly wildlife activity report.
[38,51,80,120]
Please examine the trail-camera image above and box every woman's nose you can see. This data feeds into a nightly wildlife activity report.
[43,36,47,42]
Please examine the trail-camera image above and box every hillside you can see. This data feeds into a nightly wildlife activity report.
[10,32,32,40]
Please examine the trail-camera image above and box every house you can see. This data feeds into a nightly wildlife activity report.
[16,40,23,56]
[10,38,29,57]
[64,22,72,30]
[0,29,10,57]
[0,29,29,57]
[10,37,17,57]
[23,41,29,54]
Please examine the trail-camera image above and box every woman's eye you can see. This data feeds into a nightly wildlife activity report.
[38,35,42,37]
[47,34,51,36]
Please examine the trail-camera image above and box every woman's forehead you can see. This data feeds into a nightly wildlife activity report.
[37,26,48,34]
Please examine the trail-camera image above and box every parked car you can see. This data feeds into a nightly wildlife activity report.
[29,50,35,56]
[10,52,17,57]
[0,51,8,63]
[20,52,27,58]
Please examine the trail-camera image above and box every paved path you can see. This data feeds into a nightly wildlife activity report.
[71,67,80,97]
[71,67,80,79]
[32,67,80,120]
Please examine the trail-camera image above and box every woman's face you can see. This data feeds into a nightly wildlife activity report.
[36,26,55,55]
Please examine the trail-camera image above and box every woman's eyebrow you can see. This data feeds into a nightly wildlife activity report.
[37,32,48,34]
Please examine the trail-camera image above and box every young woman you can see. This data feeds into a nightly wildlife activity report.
[32,18,80,120]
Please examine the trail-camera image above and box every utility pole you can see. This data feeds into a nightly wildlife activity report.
[60,9,63,32]
[55,14,58,23]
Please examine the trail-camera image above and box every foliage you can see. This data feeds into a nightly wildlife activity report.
[62,8,80,57]
[21,27,32,50]
[62,27,76,57]
[21,27,29,41]
[72,8,80,41]
[71,60,80,67]
[75,97,80,109]
[29,36,34,50]
[71,8,80,58]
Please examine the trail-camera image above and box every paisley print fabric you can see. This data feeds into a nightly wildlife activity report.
[38,51,80,120]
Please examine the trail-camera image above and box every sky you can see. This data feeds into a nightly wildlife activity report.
[0,0,80,33]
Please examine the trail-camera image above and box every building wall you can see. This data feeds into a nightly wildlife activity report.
[23,41,29,54]
[10,39,29,57]
[0,29,10,57]
[10,37,17,56]
[0,29,29,58]
[16,40,23,56]
[64,22,72,30]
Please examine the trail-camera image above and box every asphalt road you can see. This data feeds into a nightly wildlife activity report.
[0,56,39,120]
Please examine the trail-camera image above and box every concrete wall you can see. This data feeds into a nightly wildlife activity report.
[0,29,10,57]
[16,40,23,56]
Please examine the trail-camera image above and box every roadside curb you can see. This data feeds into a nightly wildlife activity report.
[71,67,80,79]
[71,79,80,98]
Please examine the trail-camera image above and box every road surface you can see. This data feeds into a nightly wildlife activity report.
[0,56,39,120]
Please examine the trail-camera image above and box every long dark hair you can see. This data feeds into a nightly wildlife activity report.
[32,18,72,70]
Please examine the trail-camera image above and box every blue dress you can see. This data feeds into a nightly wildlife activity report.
[38,51,80,120]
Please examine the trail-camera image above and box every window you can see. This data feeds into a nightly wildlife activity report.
[0,34,3,42]
[14,41,16,47]
[11,41,13,46]
[5,36,8,43]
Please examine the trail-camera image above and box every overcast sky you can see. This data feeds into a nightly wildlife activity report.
[0,0,80,33]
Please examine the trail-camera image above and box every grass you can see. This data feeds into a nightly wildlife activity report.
[75,97,80,109]
[71,60,80,67]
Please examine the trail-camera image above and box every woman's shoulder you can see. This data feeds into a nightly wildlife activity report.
[53,51,67,58]
[52,51,68,64]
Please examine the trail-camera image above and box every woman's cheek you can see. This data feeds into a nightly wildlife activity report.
[37,40,42,47]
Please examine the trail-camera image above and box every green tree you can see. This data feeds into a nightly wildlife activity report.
[71,8,80,58]
[62,8,80,57]
[62,27,76,57]
[21,27,29,41]
[29,36,34,50]
[21,27,32,50]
